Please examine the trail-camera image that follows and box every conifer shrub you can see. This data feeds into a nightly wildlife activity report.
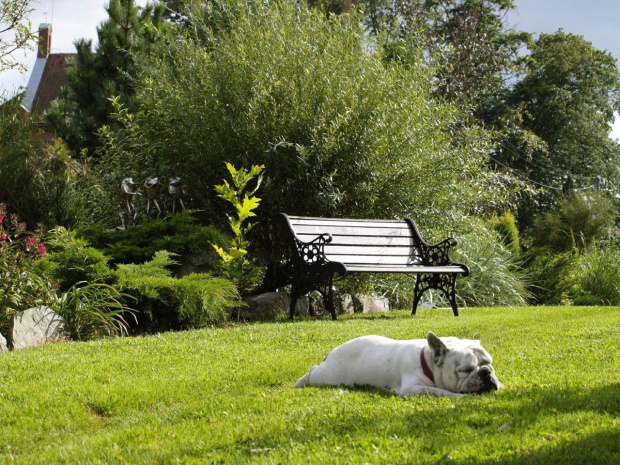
[77,212,227,274]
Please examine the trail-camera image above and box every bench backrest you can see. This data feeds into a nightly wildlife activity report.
[283,215,424,268]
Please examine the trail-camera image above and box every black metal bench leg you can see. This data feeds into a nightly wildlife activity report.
[412,275,424,315]
[446,275,459,316]
[323,284,337,321]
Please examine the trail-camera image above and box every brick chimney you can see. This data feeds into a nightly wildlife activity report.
[38,23,52,58]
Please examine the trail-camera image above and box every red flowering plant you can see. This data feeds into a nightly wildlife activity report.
[0,203,57,334]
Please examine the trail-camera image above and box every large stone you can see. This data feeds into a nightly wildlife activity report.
[353,294,390,313]
[0,332,7,352]
[9,306,70,350]
[334,294,355,315]
[241,292,309,321]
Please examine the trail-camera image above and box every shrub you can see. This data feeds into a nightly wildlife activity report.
[488,211,520,256]
[566,244,620,305]
[213,163,265,299]
[40,227,114,292]
[532,192,616,251]
[115,251,239,330]
[522,246,575,305]
[77,211,227,273]
[0,205,57,333]
[454,228,530,307]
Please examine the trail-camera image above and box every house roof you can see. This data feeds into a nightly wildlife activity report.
[22,53,76,114]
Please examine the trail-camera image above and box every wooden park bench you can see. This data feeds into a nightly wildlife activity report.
[278,214,469,320]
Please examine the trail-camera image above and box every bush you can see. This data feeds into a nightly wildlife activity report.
[77,212,228,273]
[115,251,239,330]
[532,192,616,251]
[454,228,530,307]
[40,227,114,292]
[41,228,240,331]
[0,205,57,334]
[566,244,620,305]
[488,211,520,256]
[522,246,575,305]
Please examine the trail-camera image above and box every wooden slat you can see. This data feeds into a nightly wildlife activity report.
[323,245,416,256]
[289,217,407,229]
[293,224,412,238]
[327,254,420,266]
[297,235,414,247]
[345,265,468,274]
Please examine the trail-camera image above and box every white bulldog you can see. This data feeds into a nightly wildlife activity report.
[295,331,499,397]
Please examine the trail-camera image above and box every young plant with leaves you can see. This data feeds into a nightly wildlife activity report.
[213,163,265,304]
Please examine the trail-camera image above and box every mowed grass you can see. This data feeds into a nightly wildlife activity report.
[1,306,619,464]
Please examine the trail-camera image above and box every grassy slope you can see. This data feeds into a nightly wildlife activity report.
[1,306,619,464]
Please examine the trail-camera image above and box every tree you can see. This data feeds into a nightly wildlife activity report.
[47,0,167,157]
[89,0,512,274]
[0,0,35,74]
[359,0,528,121]
[501,31,620,219]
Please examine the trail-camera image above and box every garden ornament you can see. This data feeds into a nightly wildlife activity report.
[169,177,186,212]
[120,177,142,228]
[144,177,162,217]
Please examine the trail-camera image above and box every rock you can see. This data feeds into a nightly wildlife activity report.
[334,294,354,315]
[8,306,70,350]
[353,294,390,313]
[0,332,8,352]
[241,292,309,321]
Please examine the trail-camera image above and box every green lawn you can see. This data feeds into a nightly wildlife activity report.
[1,306,619,464]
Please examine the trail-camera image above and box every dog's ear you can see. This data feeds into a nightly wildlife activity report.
[427,331,449,362]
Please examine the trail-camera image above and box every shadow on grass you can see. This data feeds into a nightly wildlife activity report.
[232,382,620,463]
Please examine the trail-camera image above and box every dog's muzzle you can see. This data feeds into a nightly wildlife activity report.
[476,366,499,393]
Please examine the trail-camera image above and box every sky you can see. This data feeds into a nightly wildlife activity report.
[0,0,619,137]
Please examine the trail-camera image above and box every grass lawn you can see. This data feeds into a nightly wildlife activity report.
[1,306,619,464]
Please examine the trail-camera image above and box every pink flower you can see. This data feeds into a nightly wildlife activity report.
[27,237,35,247]
[38,243,47,255]
[1,233,5,241]
[0,215,3,224]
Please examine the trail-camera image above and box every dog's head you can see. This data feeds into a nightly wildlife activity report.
[427,331,499,394]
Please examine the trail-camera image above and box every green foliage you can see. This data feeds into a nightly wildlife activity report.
[0,204,57,333]
[47,0,169,156]
[1,307,620,463]
[531,191,616,251]
[0,99,81,227]
[56,282,136,340]
[40,227,114,292]
[115,251,240,329]
[117,0,508,238]
[454,227,530,307]
[488,210,520,255]
[213,163,264,298]
[522,246,575,305]
[41,227,239,331]
[566,244,620,305]
[77,211,227,272]
[506,31,620,195]
[0,0,36,73]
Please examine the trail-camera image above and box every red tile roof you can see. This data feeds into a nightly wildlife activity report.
[29,53,76,114]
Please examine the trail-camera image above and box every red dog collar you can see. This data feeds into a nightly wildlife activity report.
[420,348,435,383]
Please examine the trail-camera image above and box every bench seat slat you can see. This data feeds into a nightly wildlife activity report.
[345,265,467,274]
[289,217,408,229]
[327,254,421,266]
[293,225,413,238]
[297,234,414,247]
[323,245,416,256]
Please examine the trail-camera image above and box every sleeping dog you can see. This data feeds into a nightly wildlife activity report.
[295,331,499,397]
